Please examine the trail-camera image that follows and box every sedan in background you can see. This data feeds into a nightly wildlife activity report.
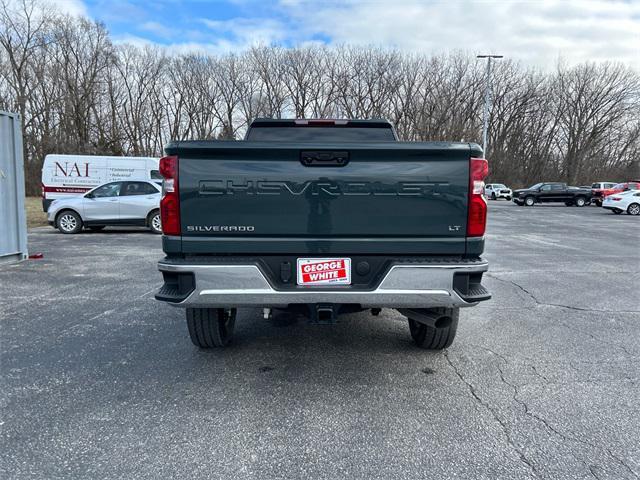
[602,190,640,215]
[47,180,162,234]
[484,183,512,200]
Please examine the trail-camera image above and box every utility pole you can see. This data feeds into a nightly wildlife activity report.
[477,54,503,156]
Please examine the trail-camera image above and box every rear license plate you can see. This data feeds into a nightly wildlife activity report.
[297,258,351,285]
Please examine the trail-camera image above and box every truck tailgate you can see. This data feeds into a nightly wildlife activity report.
[168,141,478,255]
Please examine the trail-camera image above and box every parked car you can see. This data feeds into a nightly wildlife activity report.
[590,182,618,206]
[155,118,491,350]
[47,180,162,234]
[602,190,640,215]
[512,182,592,207]
[595,182,640,206]
[484,183,512,200]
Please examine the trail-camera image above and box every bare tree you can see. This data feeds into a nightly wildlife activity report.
[51,15,114,152]
[554,62,640,184]
[0,0,53,186]
[114,45,166,155]
[0,0,51,121]
[1,0,639,194]
[249,46,287,118]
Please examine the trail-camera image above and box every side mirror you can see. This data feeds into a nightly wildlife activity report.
[85,192,94,199]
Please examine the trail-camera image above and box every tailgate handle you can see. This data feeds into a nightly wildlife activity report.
[300,151,349,167]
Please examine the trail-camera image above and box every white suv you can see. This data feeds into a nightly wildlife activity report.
[484,183,512,200]
[47,180,162,234]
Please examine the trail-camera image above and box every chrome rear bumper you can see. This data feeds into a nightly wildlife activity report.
[157,259,490,309]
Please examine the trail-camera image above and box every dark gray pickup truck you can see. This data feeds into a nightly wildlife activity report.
[155,119,491,350]
[512,182,592,207]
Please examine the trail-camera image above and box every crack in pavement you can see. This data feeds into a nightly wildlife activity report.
[485,274,640,315]
[476,345,639,479]
[529,364,549,383]
[444,351,540,478]
[485,274,637,357]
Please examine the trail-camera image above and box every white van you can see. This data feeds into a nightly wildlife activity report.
[41,154,160,211]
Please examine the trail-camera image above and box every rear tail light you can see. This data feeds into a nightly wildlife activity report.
[41,183,45,199]
[159,155,180,235]
[611,197,622,201]
[467,157,489,237]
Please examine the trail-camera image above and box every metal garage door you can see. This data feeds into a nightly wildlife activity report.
[0,111,28,263]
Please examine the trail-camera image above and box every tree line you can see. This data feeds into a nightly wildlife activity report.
[1,0,639,195]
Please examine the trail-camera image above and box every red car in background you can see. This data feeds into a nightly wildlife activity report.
[593,181,640,206]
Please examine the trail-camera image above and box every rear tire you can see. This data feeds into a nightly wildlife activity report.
[491,192,496,200]
[524,196,535,206]
[575,196,586,207]
[407,308,459,350]
[89,226,105,232]
[186,308,237,348]
[627,203,640,216]
[56,210,83,234]
[613,209,622,214]
[564,201,573,206]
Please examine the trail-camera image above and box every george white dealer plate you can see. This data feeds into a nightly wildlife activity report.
[296,258,352,285]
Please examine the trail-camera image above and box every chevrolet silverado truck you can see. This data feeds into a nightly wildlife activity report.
[512,182,592,207]
[155,119,491,350]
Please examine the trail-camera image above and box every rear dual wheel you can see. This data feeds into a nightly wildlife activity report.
[186,308,237,348]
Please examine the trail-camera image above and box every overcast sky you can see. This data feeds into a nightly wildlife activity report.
[54,0,640,69]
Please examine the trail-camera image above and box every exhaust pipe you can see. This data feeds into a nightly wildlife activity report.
[397,308,453,329]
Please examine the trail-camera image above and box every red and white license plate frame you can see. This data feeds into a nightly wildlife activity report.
[296,258,352,286]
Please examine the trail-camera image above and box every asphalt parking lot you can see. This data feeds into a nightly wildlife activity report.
[1,202,639,479]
